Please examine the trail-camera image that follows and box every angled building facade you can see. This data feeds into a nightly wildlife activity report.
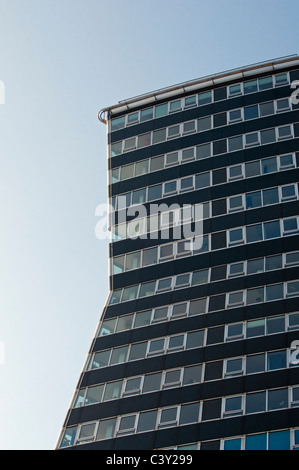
[57,56,299,450]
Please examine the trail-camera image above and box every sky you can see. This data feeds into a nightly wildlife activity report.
[0,0,298,450]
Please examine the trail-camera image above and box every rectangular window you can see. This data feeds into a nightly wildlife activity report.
[278,125,292,140]
[279,154,295,170]
[124,137,136,151]
[153,128,166,144]
[276,98,290,112]
[198,91,212,106]
[138,132,151,148]
[138,281,156,298]
[244,105,259,120]
[245,132,259,147]
[228,227,244,246]
[196,142,211,160]
[283,217,299,235]
[224,396,243,417]
[244,79,258,94]
[197,116,212,132]
[182,147,195,162]
[226,323,244,342]
[227,291,244,307]
[167,124,180,139]
[165,151,179,167]
[229,84,242,96]
[158,407,178,428]
[228,164,243,181]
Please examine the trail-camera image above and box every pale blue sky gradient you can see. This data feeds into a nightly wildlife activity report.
[0,0,298,450]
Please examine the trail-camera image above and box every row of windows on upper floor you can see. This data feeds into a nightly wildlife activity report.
[162,428,299,451]
[110,99,295,157]
[73,331,299,412]
[59,381,299,448]
[108,270,299,314]
[101,251,299,334]
[110,72,291,132]
[111,178,298,232]
[90,282,299,369]
[111,213,299,270]
[110,140,297,187]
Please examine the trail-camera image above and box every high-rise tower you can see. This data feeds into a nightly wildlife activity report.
[57,56,299,451]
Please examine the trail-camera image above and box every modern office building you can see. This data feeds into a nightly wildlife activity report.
[57,55,299,450]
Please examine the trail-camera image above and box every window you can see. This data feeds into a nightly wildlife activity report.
[228,164,243,181]
[137,410,157,433]
[268,388,288,411]
[226,323,244,342]
[182,147,195,162]
[169,99,181,113]
[196,142,211,160]
[168,334,185,352]
[244,79,258,94]
[150,155,164,172]
[180,403,200,425]
[103,381,122,401]
[247,223,263,243]
[117,415,136,436]
[142,373,162,393]
[286,281,299,297]
[183,120,196,134]
[140,107,153,122]
[123,377,142,396]
[115,315,133,333]
[124,136,136,151]
[264,220,281,239]
[246,392,266,414]
[110,346,128,365]
[275,73,288,86]
[247,287,264,304]
[174,274,190,289]
[138,132,151,148]
[246,319,265,338]
[148,184,162,201]
[192,269,209,285]
[127,112,139,125]
[245,160,260,177]
[229,84,242,96]
[155,103,168,118]
[267,350,286,370]
[148,338,165,356]
[281,184,297,201]
[180,176,194,192]
[111,141,122,157]
[157,277,172,292]
[183,364,203,385]
[227,291,244,306]
[197,116,211,132]
[225,358,243,377]
[244,105,258,120]
[172,302,188,318]
[126,251,140,271]
[229,108,242,122]
[185,95,197,108]
[167,124,180,139]
[247,258,264,275]
[186,330,205,349]
[228,228,244,246]
[261,128,276,145]
[111,116,125,132]
[279,153,295,170]
[265,254,282,271]
[164,180,177,196]
[159,243,174,260]
[261,157,277,174]
[163,369,181,388]
[159,407,178,428]
[224,396,243,417]
[77,422,96,443]
[278,125,292,140]
[165,151,179,167]
[138,281,156,298]
[262,187,279,206]
[195,171,210,189]
[259,76,273,90]
[245,132,259,147]
[90,350,110,370]
[152,307,168,323]
[153,128,166,144]
[84,388,105,405]
[142,247,158,267]
[122,285,138,302]
[198,91,212,106]
[120,164,134,181]
[228,135,243,152]
[283,217,299,235]
[246,353,265,374]
[285,251,299,267]
[276,97,290,112]
[229,195,243,212]
[229,262,245,277]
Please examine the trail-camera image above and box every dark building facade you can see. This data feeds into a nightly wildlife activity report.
[57,56,299,450]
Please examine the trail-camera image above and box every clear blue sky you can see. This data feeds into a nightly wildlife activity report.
[0,0,298,450]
